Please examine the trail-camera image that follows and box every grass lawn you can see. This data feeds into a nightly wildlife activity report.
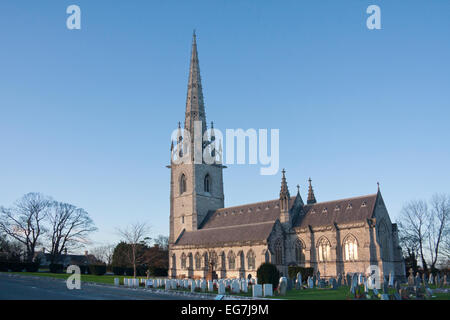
[2,272,449,300]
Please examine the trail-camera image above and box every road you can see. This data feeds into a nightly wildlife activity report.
[0,273,209,300]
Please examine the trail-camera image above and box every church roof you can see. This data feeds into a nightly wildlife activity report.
[174,198,297,246]
[293,193,378,228]
[174,222,276,246]
[173,193,379,247]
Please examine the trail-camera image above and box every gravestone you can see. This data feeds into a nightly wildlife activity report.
[231,280,240,294]
[337,274,342,287]
[380,294,390,300]
[350,275,357,295]
[208,281,214,292]
[146,279,152,288]
[278,277,287,296]
[429,273,434,285]
[190,279,196,292]
[308,276,314,289]
[435,273,440,286]
[218,282,226,295]
[114,278,120,286]
[415,273,422,289]
[373,288,379,296]
[318,279,326,289]
[263,283,273,297]
[241,280,248,293]
[287,278,293,291]
[393,292,402,300]
[408,268,414,286]
[388,272,394,287]
[444,274,448,287]
[252,284,263,298]
[346,274,352,288]
[296,272,303,290]
[313,274,317,287]
[363,278,368,293]
[358,273,364,286]
[331,278,337,290]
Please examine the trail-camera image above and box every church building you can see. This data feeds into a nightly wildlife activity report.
[168,33,406,282]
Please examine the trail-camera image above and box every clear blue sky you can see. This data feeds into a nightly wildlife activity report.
[1,1,449,251]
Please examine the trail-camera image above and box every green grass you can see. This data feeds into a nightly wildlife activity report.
[3,272,449,300]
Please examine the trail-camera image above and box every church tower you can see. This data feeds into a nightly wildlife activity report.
[169,32,225,245]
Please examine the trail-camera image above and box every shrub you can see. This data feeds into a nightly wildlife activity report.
[112,266,125,275]
[287,266,314,282]
[148,266,168,277]
[0,261,8,272]
[49,263,64,273]
[256,263,280,289]
[8,262,24,272]
[79,265,90,275]
[89,264,107,276]
[24,262,40,272]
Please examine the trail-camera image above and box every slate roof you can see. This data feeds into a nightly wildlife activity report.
[174,193,379,246]
[294,193,378,228]
[174,197,297,246]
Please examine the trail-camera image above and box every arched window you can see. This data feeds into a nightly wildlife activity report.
[171,254,176,269]
[180,174,187,194]
[220,252,226,270]
[188,253,193,269]
[204,174,211,193]
[274,239,283,265]
[228,251,236,270]
[295,240,305,265]
[247,250,256,270]
[195,253,201,270]
[181,253,187,269]
[317,237,331,262]
[344,235,358,261]
[202,252,208,269]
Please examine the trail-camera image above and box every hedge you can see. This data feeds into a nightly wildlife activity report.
[89,265,107,276]
[256,263,280,289]
[49,263,64,273]
[287,266,314,282]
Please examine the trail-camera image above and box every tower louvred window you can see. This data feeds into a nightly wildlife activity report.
[180,174,187,194]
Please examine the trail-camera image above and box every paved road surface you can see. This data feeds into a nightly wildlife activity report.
[0,273,208,300]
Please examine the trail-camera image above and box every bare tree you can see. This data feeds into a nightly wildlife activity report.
[0,193,51,261]
[427,194,450,269]
[47,202,97,263]
[398,200,429,271]
[153,235,169,250]
[117,222,150,278]
[91,243,115,265]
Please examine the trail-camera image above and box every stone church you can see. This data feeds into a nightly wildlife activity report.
[168,33,406,282]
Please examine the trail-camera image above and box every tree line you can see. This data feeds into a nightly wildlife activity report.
[0,192,96,264]
[398,193,450,273]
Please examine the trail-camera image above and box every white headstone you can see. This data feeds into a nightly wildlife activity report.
[208,281,214,292]
[218,282,226,295]
[263,283,273,297]
[252,284,263,297]
[278,277,287,296]
[241,280,248,293]
[114,278,120,286]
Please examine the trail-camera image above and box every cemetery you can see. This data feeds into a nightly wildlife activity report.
[4,268,450,300]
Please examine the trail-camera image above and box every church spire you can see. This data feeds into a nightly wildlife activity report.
[279,169,290,224]
[280,169,290,199]
[307,178,317,204]
[184,31,207,136]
